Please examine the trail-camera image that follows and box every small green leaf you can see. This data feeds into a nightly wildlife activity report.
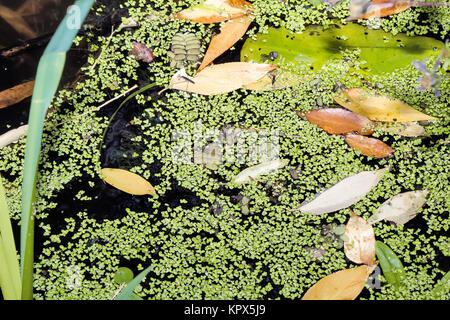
[114,267,134,284]
[115,265,152,300]
[375,241,406,288]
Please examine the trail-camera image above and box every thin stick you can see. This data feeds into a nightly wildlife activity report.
[110,282,126,300]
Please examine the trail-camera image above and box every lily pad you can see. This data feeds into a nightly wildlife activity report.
[241,23,444,75]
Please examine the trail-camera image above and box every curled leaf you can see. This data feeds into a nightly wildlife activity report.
[198,14,253,71]
[294,167,388,215]
[0,81,35,109]
[300,108,375,135]
[344,212,376,265]
[174,0,252,24]
[334,88,438,122]
[169,63,278,95]
[0,125,28,148]
[130,41,155,63]
[345,134,394,158]
[375,241,406,288]
[301,265,377,300]
[232,159,289,184]
[368,190,429,225]
[101,168,157,196]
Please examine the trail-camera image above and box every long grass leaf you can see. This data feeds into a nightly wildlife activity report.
[115,266,152,300]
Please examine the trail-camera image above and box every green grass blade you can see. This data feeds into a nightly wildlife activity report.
[20,0,94,300]
[115,266,152,300]
[0,177,21,300]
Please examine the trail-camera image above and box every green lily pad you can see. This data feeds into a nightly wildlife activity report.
[241,23,444,75]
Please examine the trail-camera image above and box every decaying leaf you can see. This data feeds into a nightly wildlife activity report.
[101,168,157,196]
[378,122,427,137]
[300,108,375,135]
[0,125,28,148]
[232,159,289,184]
[345,134,394,158]
[174,0,252,24]
[130,41,155,63]
[334,88,438,122]
[368,190,429,225]
[301,265,377,300]
[243,68,308,91]
[293,167,388,215]
[344,212,376,265]
[347,0,411,21]
[0,81,35,109]
[169,63,278,95]
[198,14,254,71]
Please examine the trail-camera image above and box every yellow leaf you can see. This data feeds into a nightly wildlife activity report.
[344,212,376,265]
[174,0,253,24]
[301,265,376,300]
[198,14,254,72]
[169,62,278,95]
[101,168,157,196]
[334,88,438,122]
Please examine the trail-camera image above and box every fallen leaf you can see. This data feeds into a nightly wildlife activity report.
[344,212,376,265]
[101,168,157,196]
[0,125,28,148]
[174,0,252,24]
[198,14,254,71]
[375,241,406,288]
[300,108,375,135]
[232,159,289,184]
[293,167,388,214]
[345,134,394,158]
[334,88,438,122]
[243,69,308,90]
[348,0,411,21]
[368,190,429,225]
[169,62,278,95]
[378,122,427,137]
[301,265,377,300]
[0,81,35,109]
[130,41,155,63]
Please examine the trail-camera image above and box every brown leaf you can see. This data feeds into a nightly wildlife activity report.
[169,62,278,95]
[334,88,437,122]
[347,0,411,21]
[130,41,155,63]
[101,168,157,196]
[345,133,394,158]
[300,108,375,135]
[198,14,253,71]
[174,0,253,24]
[301,265,377,300]
[0,81,34,109]
[344,212,376,265]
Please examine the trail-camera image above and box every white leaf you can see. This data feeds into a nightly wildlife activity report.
[232,159,289,184]
[296,167,389,215]
[368,190,429,225]
[0,125,28,148]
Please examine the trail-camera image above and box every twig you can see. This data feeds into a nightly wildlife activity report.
[110,282,126,300]
[90,25,118,72]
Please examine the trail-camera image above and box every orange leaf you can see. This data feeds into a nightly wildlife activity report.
[0,81,35,109]
[348,0,411,20]
[198,14,253,72]
[344,212,376,265]
[302,265,377,300]
[345,133,394,158]
[334,88,437,122]
[301,108,375,135]
[174,0,253,24]
[101,168,157,196]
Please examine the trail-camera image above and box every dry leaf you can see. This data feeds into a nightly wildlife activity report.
[348,0,411,21]
[378,122,427,137]
[301,265,377,300]
[0,81,35,109]
[334,88,438,122]
[300,108,375,135]
[232,159,289,184]
[294,167,388,215]
[198,14,254,71]
[174,0,252,24]
[0,125,28,148]
[345,134,394,158]
[368,190,429,225]
[101,168,157,196]
[344,212,376,265]
[169,62,278,95]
